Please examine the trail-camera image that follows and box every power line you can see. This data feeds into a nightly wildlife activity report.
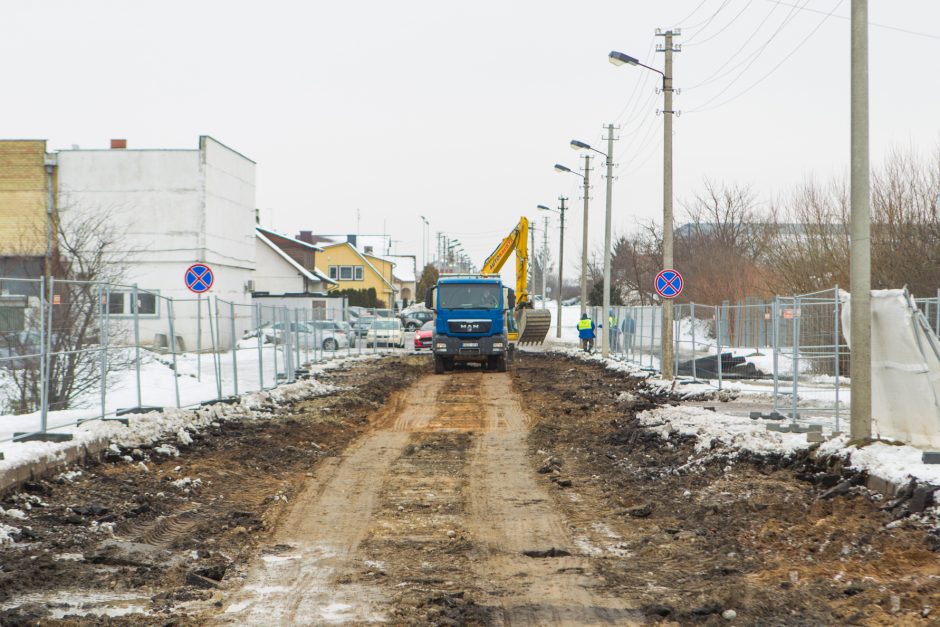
[673,0,711,27]
[684,0,789,89]
[683,0,734,43]
[766,0,940,41]
[687,0,845,113]
[684,0,756,47]
[612,39,656,124]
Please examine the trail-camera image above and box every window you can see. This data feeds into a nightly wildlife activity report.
[354,266,364,281]
[105,290,160,317]
[134,292,157,315]
[329,266,338,280]
[339,266,354,281]
[107,292,125,314]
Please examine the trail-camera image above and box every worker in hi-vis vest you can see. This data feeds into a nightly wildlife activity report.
[576,313,596,353]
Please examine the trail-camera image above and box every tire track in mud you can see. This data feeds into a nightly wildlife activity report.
[464,374,642,626]
[216,371,641,625]
[215,377,447,625]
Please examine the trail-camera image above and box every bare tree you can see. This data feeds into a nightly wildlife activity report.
[2,202,132,413]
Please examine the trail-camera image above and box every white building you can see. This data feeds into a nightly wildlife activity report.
[56,137,256,350]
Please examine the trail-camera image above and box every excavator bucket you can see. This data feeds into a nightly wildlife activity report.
[516,309,552,345]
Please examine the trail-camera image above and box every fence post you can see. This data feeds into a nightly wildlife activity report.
[636,305,643,364]
[42,277,54,431]
[691,303,697,380]
[293,309,301,372]
[650,306,656,371]
[256,304,264,390]
[38,276,47,432]
[936,288,939,334]
[791,295,801,423]
[230,301,239,396]
[772,296,780,416]
[133,284,142,408]
[674,306,680,375]
[213,295,224,396]
[834,286,841,434]
[100,283,109,420]
[167,298,181,408]
[716,306,723,391]
[271,307,279,384]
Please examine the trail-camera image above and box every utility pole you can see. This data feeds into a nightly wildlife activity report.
[542,215,550,307]
[657,28,680,378]
[580,155,591,316]
[850,0,871,440]
[529,219,537,297]
[557,196,567,338]
[601,124,616,359]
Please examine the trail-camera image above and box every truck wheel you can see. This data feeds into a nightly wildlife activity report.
[487,355,499,371]
[434,356,445,374]
[443,358,455,372]
[497,355,507,372]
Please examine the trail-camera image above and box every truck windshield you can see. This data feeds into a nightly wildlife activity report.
[438,283,501,310]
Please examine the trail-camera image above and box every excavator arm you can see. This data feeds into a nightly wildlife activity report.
[481,217,551,345]
[482,217,532,308]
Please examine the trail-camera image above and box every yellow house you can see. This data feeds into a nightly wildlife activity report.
[320,242,398,307]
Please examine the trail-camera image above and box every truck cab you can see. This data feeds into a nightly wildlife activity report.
[425,275,514,373]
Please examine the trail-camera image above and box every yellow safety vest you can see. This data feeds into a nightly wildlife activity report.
[577,319,593,330]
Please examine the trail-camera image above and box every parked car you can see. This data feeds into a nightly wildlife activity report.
[413,320,434,350]
[561,297,580,306]
[305,320,352,351]
[402,309,433,331]
[264,321,349,351]
[366,318,405,348]
[338,321,357,348]
[352,314,375,338]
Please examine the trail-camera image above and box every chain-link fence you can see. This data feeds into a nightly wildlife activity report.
[0,277,412,442]
[582,287,850,430]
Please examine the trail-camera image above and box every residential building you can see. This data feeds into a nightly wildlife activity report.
[387,254,417,307]
[315,240,398,308]
[56,136,256,349]
[0,140,54,298]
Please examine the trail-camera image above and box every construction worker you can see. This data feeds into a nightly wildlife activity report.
[609,308,620,352]
[577,313,596,353]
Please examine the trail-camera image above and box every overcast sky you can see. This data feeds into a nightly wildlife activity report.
[3,1,938,282]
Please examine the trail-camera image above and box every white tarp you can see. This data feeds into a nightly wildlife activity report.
[842,289,940,448]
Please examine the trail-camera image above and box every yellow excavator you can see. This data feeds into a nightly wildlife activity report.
[481,216,552,346]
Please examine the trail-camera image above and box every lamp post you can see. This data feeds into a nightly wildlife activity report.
[420,215,429,270]
[555,158,591,316]
[609,46,677,378]
[539,199,567,338]
[571,130,615,358]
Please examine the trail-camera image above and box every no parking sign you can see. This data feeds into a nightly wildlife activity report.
[654,269,683,299]
[185,263,214,294]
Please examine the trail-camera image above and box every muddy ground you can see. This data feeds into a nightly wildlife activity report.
[0,356,428,625]
[514,353,940,625]
[0,351,938,626]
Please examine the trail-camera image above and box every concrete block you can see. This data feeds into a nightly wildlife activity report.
[749,412,762,420]
[116,406,163,417]
[13,432,73,443]
[0,437,110,495]
[807,432,825,443]
[922,451,940,465]
[808,424,823,432]
[765,424,785,432]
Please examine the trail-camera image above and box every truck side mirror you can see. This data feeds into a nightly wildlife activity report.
[507,289,515,310]
[425,287,435,309]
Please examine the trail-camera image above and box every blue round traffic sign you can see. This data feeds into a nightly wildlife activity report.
[654,269,683,299]
[185,263,214,294]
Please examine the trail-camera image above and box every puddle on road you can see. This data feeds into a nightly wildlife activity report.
[1,590,151,619]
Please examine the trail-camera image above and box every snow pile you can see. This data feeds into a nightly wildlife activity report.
[638,405,808,456]
[818,436,940,487]
[0,353,380,479]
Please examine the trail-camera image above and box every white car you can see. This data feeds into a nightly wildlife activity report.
[304,320,351,351]
[366,318,405,348]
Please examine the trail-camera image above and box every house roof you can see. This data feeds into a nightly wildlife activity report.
[321,241,398,292]
[256,226,324,252]
[387,255,416,283]
[256,231,336,286]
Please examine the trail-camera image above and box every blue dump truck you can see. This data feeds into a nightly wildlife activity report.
[425,275,515,374]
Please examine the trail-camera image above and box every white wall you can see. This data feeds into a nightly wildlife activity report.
[56,137,257,350]
[254,237,305,295]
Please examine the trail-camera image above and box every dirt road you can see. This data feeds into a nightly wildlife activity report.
[217,373,639,625]
[3,352,939,625]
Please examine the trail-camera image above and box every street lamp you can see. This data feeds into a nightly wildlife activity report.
[610,43,676,378]
[539,200,567,339]
[571,130,615,359]
[420,215,429,269]
[554,160,591,316]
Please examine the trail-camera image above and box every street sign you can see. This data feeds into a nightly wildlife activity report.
[783,308,801,319]
[654,269,683,299]
[185,263,214,294]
